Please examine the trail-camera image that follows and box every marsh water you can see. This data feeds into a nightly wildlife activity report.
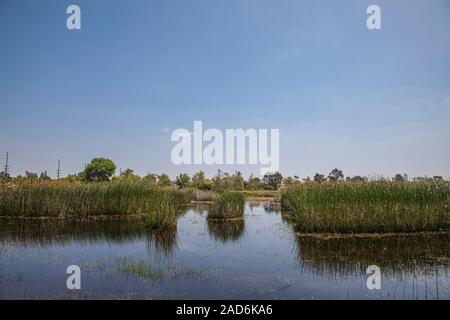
[0,201,448,299]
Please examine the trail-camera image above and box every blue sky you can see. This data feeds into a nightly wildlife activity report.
[0,0,449,179]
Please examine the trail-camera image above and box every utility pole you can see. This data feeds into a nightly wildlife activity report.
[4,152,9,175]
[56,159,61,179]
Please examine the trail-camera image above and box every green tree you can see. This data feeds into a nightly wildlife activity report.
[158,174,172,187]
[263,172,283,190]
[212,169,225,190]
[393,173,408,182]
[39,171,51,180]
[230,171,244,190]
[348,175,366,182]
[283,176,297,186]
[327,168,344,181]
[64,174,80,183]
[192,171,206,188]
[115,168,140,183]
[175,173,191,188]
[313,173,326,182]
[25,171,38,180]
[246,173,263,190]
[0,171,10,183]
[84,158,116,182]
[142,173,158,185]
[192,171,212,190]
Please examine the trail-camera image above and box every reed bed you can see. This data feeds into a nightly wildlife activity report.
[237,190,280,199]
[194,189,216,201]
[281,181,449,233]
[207,191,245,220]
[0,182,193,228]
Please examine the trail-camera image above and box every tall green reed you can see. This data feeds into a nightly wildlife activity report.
[0,182,193,228]
[281,181,449,233]
[207,191,245,220]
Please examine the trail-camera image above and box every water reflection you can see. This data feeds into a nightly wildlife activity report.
[0,203,448,299]
[0,218,146,246]
[295,233,450,278]
[145,227,178,256]
[0,217,178,255]
[207,220,245,243]
[248,200,280,214]
[189,203,209,215]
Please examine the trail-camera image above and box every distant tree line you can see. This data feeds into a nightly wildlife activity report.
[0,157,447,190]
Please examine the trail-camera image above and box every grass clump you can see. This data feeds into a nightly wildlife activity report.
[237,190,280,199]
[117,258,163,281]
[281,181,449,233]
[207,191,245,220]
[193,189,215,201]
[0,182,192,228]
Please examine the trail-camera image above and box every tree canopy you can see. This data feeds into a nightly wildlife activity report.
[84,158,116,182]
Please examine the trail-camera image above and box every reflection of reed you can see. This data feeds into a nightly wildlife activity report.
[248,201,258,212]
[263,202,280,214]
[190,203,209,215]
[0,217,180,256]
[280,211,293,222]
[0,218,148,247]
[207,220,245,243]
[295,232,450,278]
[145,227,178,256]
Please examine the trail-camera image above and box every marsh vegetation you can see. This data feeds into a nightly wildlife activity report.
[0,202,448,299]
[0,182,193,228]
[1,158,449,234]
[207,191,245,220]
[281,181,449,233]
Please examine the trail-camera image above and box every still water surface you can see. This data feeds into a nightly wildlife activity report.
[0,201,448,299]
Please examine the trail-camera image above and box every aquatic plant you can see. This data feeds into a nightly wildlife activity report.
[145,227,178,255]
[207,191,245,220]
[281,181,449,233]
[237,190,280,199]
[117,258,163,281]
[194,189,215,201]
[0,182,192,228]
